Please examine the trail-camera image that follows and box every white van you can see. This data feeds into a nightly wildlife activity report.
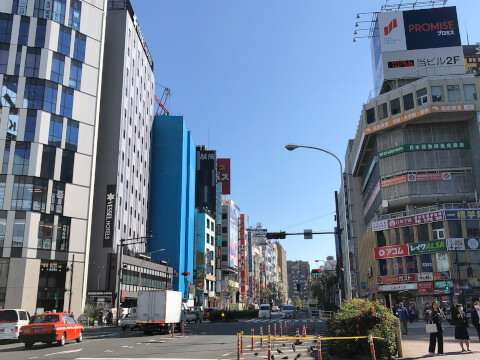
[0,309,31,341]
[258,304,271,319]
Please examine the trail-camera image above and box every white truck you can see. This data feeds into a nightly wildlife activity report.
[137,290,185,335]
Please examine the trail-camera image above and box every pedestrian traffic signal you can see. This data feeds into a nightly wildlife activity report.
[311,269,322,277]
[181,272,191,279]
[445,282,449,291]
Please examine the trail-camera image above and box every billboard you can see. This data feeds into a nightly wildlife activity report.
[373,7,465,92]
[217,158,231,195]
[103,184,116,248]
[238,214,247,295]
[229,205,239,268]
[464,44,480,75]
[374,244,408,259]
[372,210,444,231]
[195,148,216,213]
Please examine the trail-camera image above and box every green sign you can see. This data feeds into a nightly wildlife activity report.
[408,239,447,255]
[434,281,453,289]
[378,141,470,159]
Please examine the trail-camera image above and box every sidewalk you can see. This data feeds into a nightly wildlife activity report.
[401,321,480,359]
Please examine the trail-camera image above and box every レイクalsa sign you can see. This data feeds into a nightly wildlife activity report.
[103,184,116,248]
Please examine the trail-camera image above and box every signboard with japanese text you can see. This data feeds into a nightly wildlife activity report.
[377,273,417,284]
[228,205,239,268]
[216,158,231,195]
[444,209,480,221]
[447,238,480,251]
[408,239,447,255]
[407,172,451,182]
[378,141,470,158]
[363,181,381,216]
[374,244,409,259]
[247,231,254,298]
[250,229,268,237]
[238,214,247,295]
[380,283,417,292]
[464,44,480,75]
[434,280,453,289]
[372,210,444,231]
[417,281,434,295]
[381,175,407,188]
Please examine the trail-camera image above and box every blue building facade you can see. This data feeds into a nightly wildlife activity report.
[149,116,195,298]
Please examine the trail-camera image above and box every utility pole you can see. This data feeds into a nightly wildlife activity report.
[67,254,74,313]
[335,191,345,305]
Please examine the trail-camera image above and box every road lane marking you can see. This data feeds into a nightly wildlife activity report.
[44,349,83,357]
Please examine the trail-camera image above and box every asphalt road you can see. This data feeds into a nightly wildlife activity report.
[0,312,327,360]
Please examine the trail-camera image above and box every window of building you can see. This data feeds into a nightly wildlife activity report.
[38,214,53,250]
[23,78,45,109]
[48,115,63,147]
[403,226,414,244]
[35,19,47,47]
[2,141,11,174]
[34,0,50,19]
[466,221,480,238]
[14,46,21,76]
[69,59,82,90]
[420,254,433,272]
[11,176,33,211]
[432,221,444,240]
[379,259,388,276]
[0,14,13,43]
[0,43,9,74]
[73,33,86,62]
[0,176,5,210]
[57,25,71,56]
[50,181,65,214]
[68,0,81,30]
[448,220,462,238]
[0,211,6,247]
[393,257,404,275]
[365,108,375,124]
[431,86,444,103]
[406,255,418,273]
[60,150,74,182]
[1,76,18,107]
[56,216,70,251]
[390,98,401,115]
[436,252,450,271]
[7,108,19,140]
[464,84,477,101]
[470,252,480,271]
[416,88,428,106]
[33,177,48,212]
[60,87,73,117]
[447,85,461,102]
[43,81,57,113]
[12,142,30,175]
[51,53,65,84]
[18,16,30,46]
[377,102,388,120]
[12,0,28,15]
[65,119,78,151]
[52,0,66,24]
[40,145,56,179]
[12,212,26,247]
[376,231,386,247]
[417,224,429,242]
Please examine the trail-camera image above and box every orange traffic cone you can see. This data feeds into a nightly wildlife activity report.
[302,324,307,337]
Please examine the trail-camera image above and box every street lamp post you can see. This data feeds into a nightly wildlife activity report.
[138,249,165,291]
[285,144,352,302]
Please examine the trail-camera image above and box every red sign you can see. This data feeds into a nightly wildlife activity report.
[372,210,444,231]
[377,274,418,284]
[407,172,451,182]
[417,282,434,295]
[374,244,409,259]
[216,158,231,195]
[238,214,247,295]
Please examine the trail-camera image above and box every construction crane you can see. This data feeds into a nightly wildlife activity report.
[155,84,170,116]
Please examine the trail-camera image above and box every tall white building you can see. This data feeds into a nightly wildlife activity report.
[0,0,107,315]
[87,0,167,310]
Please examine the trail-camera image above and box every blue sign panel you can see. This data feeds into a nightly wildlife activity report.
[444,209,480,221]
[361,282,367,289]
[420,254,433,273]
[403,7,461,50]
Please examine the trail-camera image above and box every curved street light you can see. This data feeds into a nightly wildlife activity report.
[138,249,166,291]
[285,144,352,302]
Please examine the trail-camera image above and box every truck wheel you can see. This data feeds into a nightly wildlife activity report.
[144,330,152,336]
[24,342,33,349]
[122,326,126,331]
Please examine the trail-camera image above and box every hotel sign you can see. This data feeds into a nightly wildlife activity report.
[103,184,116,248]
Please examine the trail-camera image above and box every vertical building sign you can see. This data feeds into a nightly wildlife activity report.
[247,230,254,299]
[229,205,239,268]
[238,214,247,295]
[216,158,231,195]
[103,184,116,248]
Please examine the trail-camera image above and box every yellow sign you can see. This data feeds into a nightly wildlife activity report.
[364,104,475,135]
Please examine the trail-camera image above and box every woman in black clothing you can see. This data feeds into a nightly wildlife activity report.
[426,300,444,356]
[455,304,471,352]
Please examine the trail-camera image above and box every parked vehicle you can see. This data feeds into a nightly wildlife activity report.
[18,312,83,349]
[282,304,295,318]
[185,308,202,323]
[119,312,139,331]
[0,309,30,341]
[136,290,185,335]
[258,304,271,319]
[272,305,280,312]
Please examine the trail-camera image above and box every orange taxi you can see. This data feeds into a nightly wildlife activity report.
[18,312,83,349]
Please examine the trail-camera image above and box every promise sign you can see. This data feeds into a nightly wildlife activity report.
[103,184,116,248]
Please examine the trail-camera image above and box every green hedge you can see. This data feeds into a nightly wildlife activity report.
[327,299,396,359]
[209,309,259,322]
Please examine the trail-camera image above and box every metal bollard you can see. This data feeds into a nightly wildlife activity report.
[171,323,174,338]
[280,322,283,337]
[260,326,263,347]
[368,334,376,360]
[267,334,272,360]
[274,322,277,338]
[197,319,200,335]
[317,335,322,360]
[181,321,184,336]
[237,333,240,360]
[240,331,244,355]
[251,328,255,350]
[268,324,270,336]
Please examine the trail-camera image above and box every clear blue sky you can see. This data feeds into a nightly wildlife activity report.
[131,0,480,269]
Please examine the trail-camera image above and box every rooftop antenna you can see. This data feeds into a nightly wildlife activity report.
[465,20,470,45]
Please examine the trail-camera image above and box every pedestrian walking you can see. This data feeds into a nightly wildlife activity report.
[426,300,444,356]
[471,300,480,341]
[454,304,471,352]
[396,302,409,335]
[424,302,431,322]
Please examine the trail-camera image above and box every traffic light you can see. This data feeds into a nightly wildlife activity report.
[266,232,286,239]
[181,271,191,279]
[445,282,449,291]
[311,269,322,277]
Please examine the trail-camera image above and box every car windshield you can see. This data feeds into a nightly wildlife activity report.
[30,314,60,323]
[0,310,18,322]
[283,306,294,311]
[260,305,270,310]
